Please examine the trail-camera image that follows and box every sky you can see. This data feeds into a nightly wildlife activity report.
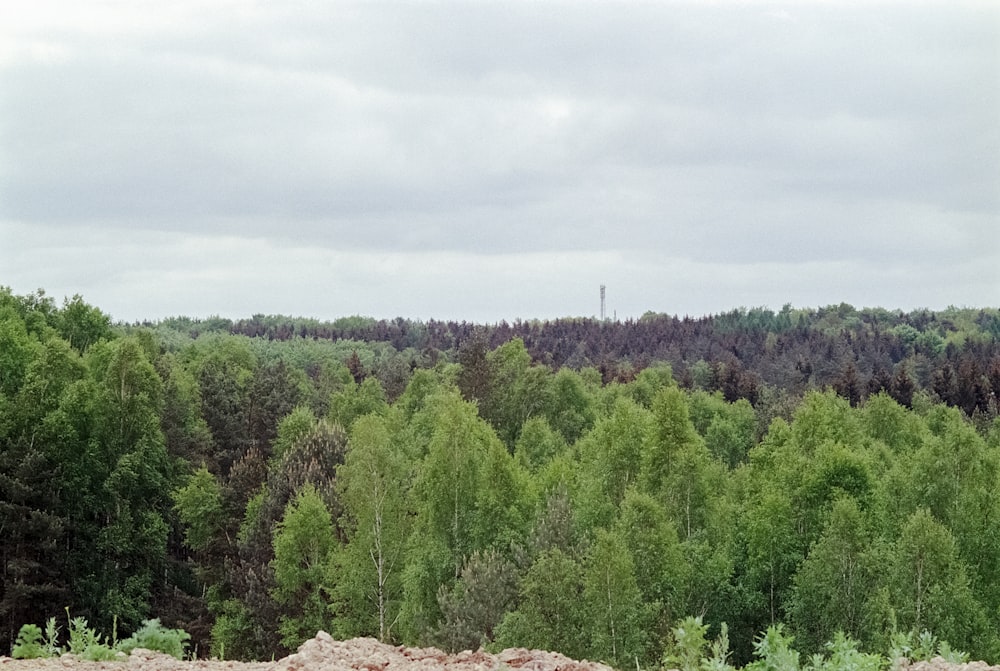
[1,1,998,324]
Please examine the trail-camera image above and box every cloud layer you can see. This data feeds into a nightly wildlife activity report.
[2,2,998,321]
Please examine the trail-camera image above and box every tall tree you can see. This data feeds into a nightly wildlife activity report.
[334,414,409,641]
[645,387,723,540]
[582,528,651,667]
[741,487,803,627]
[494,548,586,660]
[271,484,336,649]
[82,337,175,630]
[884,509,992,657]
[790,498,874,653]
[57,294,111,354]
[434,550,519,652]
[399,392,496,642]
[197,339,256,475]
[615,490,687,630]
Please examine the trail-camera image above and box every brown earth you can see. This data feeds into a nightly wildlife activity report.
[894,659,1000,671]
[0,633,614,671]
[2,635,997,671]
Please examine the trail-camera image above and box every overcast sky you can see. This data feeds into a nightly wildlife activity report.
[1,1,998,323]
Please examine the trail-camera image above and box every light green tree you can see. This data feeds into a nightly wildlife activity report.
[580,396,652,508]
[334,415,409,641]
[790,497,873,653]
[399,392,496,642]
[543,368,596,445]
[328,377,388,429]
[885,508,991,657]
[742,487,803,625]
[173,466,224,552]
[483,338,551,448]
[271,484,336,649]
[615,490,687,626]
[271,405,317,463]
[644,387,722,539]
[514,416,566,471]
[582,528,651,666]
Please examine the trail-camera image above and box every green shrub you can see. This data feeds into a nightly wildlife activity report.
[808,632,881,671]
[889,630,967,665]
[117,618,191,660]
[11,618,60,659]
[663,616,735,671]
[64,612,118,662]
[664,616,710,671]
[12,624,47,659]
[746,625,800,671]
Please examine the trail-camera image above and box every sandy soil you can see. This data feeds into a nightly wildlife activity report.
[0,633,614,671]
[1,634,996,671]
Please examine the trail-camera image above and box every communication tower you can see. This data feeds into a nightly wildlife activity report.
[600,285,606,321]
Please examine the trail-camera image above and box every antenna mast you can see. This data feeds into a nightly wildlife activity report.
[600,285,606,321]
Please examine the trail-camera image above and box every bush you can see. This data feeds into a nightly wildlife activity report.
[64,614,118,662]
[11,618,60,659]
[12,624,47,659]
[117,618,191,660]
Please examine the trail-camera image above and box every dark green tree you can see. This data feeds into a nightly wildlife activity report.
[494,549,586,659]
[435,550,519,652]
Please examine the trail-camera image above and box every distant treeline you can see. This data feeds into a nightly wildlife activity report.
[151,303,1000,422]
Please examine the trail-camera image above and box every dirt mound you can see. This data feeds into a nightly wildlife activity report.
[6,637,994,671]
[894,658,1000,671]
[0,634,613,671]
[274,633,613,671]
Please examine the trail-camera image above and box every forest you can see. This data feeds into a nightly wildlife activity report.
[1,287,999,667]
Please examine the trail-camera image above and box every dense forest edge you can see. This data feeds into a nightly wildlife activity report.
[1,287,999,667]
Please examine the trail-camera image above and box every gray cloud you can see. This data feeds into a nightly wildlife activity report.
[1,2,997,320]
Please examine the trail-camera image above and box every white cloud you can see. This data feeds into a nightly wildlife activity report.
[0,1,997,320]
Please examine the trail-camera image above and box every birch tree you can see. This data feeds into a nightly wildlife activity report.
[335,414,409,641]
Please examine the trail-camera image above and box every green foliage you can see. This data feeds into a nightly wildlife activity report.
[544,368,597,445]
[790,498,873,653]
[808,632,881,671]
[117,619,191,659]
[885,509,990,656]
[664,616,710,671]
[435,550,519,652]
[272,405,317,462]
[328,377,389,430]
[888,629,968,664]
[173,466,224,551]
[271,484,336,649]
[333,414,410,641]
[582,528,651,666]
[11,618,60,660]
[209,599,257,660]
[664,616,737,671]
[746,624,800,671]
[5,289,1000,663]
[13,616,190,662]
[12,623,53,659]
[58,294,111,353]
[410,392,497,571]
[494,548,586,659]
[64,613,119,662]
[616,490,686,611]
[579,396,651,511]
[515,416,566,471]
[704,624,736,671]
